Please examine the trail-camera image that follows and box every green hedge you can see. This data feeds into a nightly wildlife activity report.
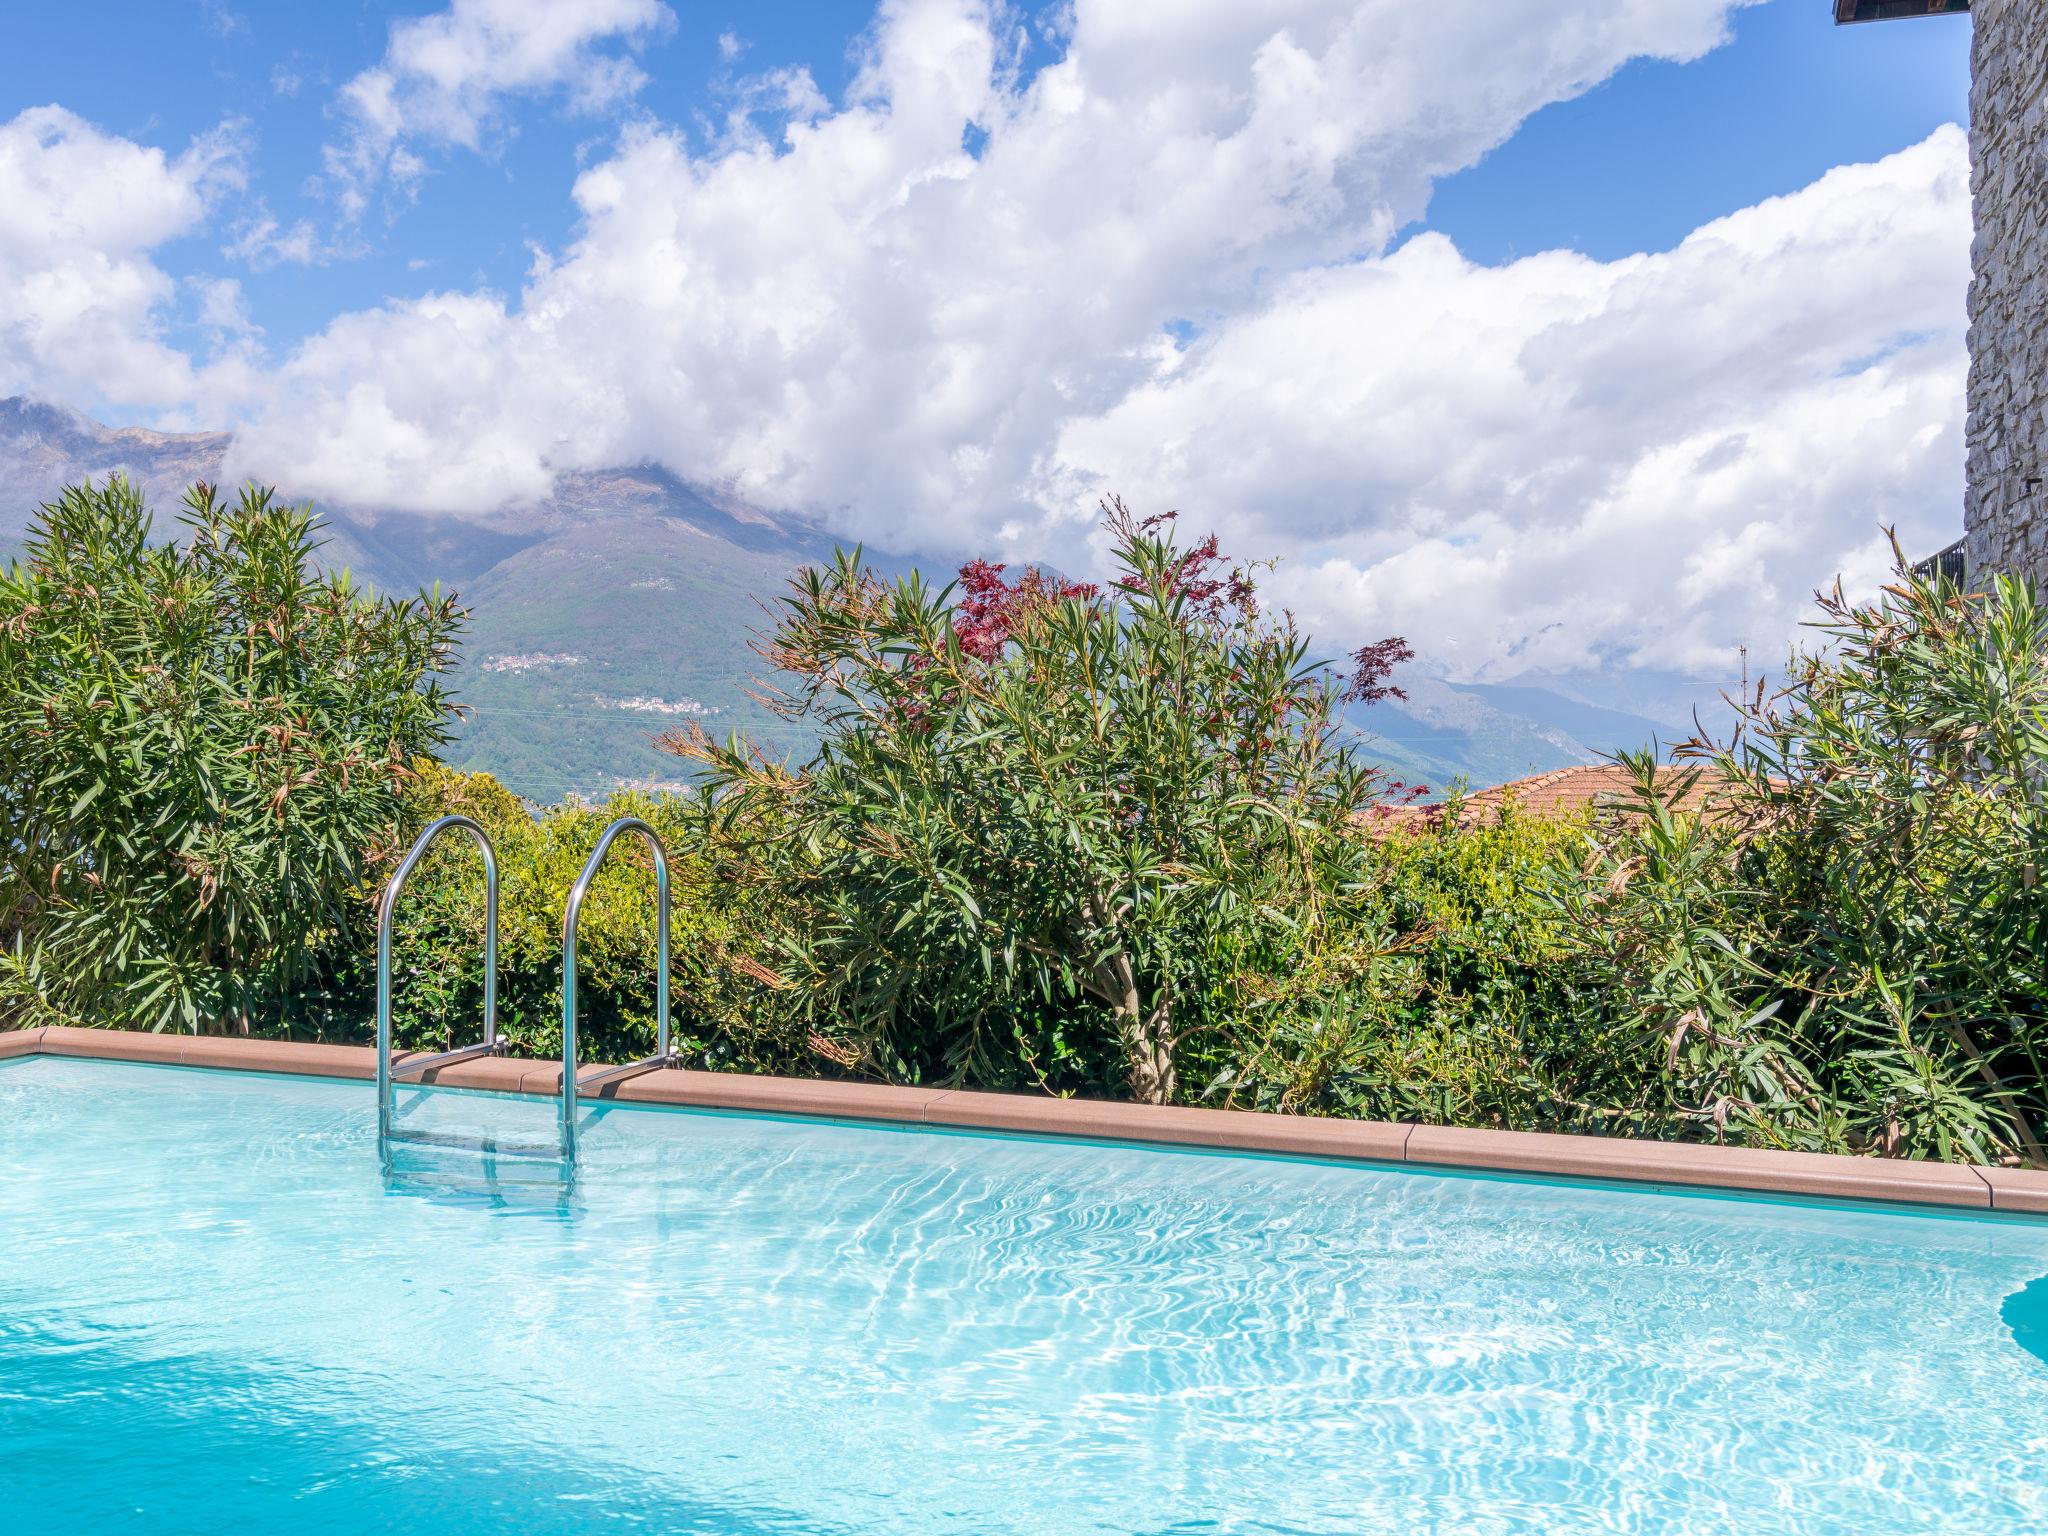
[338,764,796,1073]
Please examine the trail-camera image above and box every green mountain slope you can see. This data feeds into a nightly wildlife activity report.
[0,396,1701,800]
[1341,675,1675,796]
[449,498,831,797]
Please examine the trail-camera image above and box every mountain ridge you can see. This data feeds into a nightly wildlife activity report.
[0,396,1682,799]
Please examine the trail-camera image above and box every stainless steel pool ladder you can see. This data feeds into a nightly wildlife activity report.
[559,816,681,1160]
[376,815,505,1145]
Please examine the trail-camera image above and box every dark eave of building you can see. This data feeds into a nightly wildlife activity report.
[1834,0,1971,23]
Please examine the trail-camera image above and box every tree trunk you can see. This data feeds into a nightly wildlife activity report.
[1079,891,1175,1104]
[1122,1012,1176,1104]
[1105,953,1174,1104]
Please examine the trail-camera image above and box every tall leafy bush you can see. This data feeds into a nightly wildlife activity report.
[0,478,461,1033]
[1213,803,1635,1132]
[1552,556,2048,1162]
[672,501,1414,1101]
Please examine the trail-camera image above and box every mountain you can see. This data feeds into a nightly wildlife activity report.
[0,398,230,546]
[444,472,838,796]
[0,399,836,797]
[1339,675,1682,796]
[0,397,1692,799]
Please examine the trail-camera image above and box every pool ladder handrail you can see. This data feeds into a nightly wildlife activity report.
[560,815,679,1159]
[376,814,504,1143]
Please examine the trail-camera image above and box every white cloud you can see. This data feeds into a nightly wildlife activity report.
[95,0,1953,683]
[0,106,244,411]
[236,0,1758,516]
[1048,131,1973,676]
[199,1,247,41]
[325,0,675,219]
[224,209,326,268]
[189,274,257,341]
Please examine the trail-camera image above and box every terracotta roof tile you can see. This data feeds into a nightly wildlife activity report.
[1363,763,1737,836]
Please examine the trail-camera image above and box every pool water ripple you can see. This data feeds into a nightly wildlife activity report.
[3,1056,2047,1534]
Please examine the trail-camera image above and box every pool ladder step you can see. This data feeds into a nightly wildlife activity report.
[375,813,680,1167]
[381,1125,568,1162]
[574,1049,682,1095]
[390,1040,505,1079]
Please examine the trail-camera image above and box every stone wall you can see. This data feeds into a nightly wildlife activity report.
[1965,0,2048,585]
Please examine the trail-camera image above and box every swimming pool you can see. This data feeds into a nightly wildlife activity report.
[3,1055,2046,1534]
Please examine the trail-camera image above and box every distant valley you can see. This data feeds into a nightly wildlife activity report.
[0,397,1710,800]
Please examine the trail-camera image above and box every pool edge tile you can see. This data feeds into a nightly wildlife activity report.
[398,1053,532,1093]
[1404,1124,1991,1208]
[589,1067,949,1124]
[920,1089,1414,1165]
[1974,1165,2048,1213]
[0,1027,46,1059]
[34,1027,374,1080]
[14,1028,2036,1212]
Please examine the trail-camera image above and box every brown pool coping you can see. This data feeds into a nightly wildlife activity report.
[7,1025,2047,1213]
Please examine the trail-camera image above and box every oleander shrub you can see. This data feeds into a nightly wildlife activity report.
[1548,554,2048,1163]
[647,508,2048,1164]
[0,478,461,1034]
[1212,542,2048,1170]
[668,500,1418,1102]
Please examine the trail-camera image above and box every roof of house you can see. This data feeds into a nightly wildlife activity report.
[1364,763,1735,836]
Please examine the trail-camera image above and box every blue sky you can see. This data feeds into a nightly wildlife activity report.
[3,2,1028,354]
[0,2,1969,349]
[1429,3,1969,262]
[0,0,1979,685]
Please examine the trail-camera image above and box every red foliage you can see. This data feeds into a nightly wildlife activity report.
[1115,519,1259,623]
[954,559,1098,661]
[1343,637,1415,706]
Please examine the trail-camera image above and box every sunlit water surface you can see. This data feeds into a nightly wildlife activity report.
[3,1057,2047,1534]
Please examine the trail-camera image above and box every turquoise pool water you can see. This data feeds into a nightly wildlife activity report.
[3,1057,2047,1534]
